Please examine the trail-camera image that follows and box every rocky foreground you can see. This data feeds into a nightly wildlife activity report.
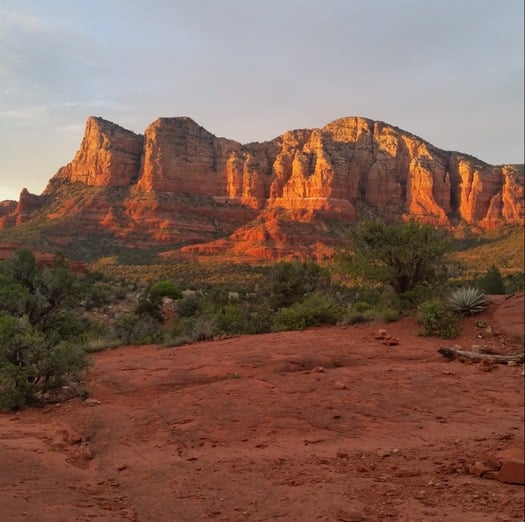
[0,294,523,522]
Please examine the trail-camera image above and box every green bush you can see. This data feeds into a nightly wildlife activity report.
[271,293,340,332]
[150,280,183,300]
[352,301,372,313]
[0,364,34,410]
[169,315,217,344]
[504,272,525,293]
[479,265,506,295]
[0,315,90,410]
[417,299,460,339]
[245,304,274,334]
[381,308,400,323]
[0,250,90,410]
[176,294,201,317]
[42,342,89,389]
[339,307,375,325]
[446,287,488,316]
[84,337,122,353]
[190,316,217,342]
[268,261,331,310]
[400,285,438,308]
[114,313,164,345]
[83,283,113,309]
[213,304,250,335]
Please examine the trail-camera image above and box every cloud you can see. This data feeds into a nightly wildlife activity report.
[0,0,522,202]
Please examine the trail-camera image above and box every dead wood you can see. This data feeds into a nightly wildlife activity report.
[437,347,524,364]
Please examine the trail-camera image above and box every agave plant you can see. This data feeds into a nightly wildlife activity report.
[446,287,488,316]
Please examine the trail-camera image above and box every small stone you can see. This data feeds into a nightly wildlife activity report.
[396,469,421,477]
[496,448,525,484]
[336,508,365,521]
[334,381,347,390]
[478,360,496,372]
[117,464,127,471]
[378,449,391,458]
[51,430,68,448]
[374,329,387,339]
[466,460,492,477]
[78,445,94,461]
[85,398,101,407]
[382,337,399,346]
[471,345,487,353]
[313,366,325,373]
[476,321,488,328]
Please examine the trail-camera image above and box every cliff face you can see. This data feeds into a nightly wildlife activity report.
[49,117,144,188]
[1,116,522,259]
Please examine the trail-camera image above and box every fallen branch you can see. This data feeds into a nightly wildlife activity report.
[438,347,524,364]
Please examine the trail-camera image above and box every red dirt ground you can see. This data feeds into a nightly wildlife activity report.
[1,294,524,522]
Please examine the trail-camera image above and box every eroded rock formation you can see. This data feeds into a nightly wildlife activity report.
[0,115,522,259]
[50,117,143,188]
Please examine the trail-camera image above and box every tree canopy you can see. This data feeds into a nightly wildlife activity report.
[0,250,89,410]
[339,219,451,296]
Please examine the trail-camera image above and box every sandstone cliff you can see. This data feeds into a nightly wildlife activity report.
[49,117,144,188]
[0,116,522,260]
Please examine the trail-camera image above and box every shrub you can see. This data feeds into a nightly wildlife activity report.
[0,316,90,410]
[339,307,375,325]
[271,293,340,332]
[245,306,274,334]
[176,294,201,317]
[352,301,372,313]
[0,250,90,410]
[190,316,217,342]
[504,272,525,293]
[114,313,164,345]
[381,308,400,323]
[150,280,183,300]
[213,304,250,335]
[268,261,331,310]
[479,265,506,295]
[41,341,89,389]
[134,280,182,322]
[446,287,488,316]
[417,299,460,339]
[83,283,113,310]
[84,337,121,353]
[169,315,217,344]
[400,285,438,308]
[0,364,34,410]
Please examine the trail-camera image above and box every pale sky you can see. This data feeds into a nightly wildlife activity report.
[0,0,523,201]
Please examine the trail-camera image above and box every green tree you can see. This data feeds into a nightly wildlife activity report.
[0,250,89,410]
[340,219,451,297]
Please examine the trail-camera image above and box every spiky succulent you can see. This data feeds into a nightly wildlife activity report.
[446,287,488,316]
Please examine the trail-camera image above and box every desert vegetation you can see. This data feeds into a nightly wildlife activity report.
[0,250,91,409]
[0,220,523,410]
